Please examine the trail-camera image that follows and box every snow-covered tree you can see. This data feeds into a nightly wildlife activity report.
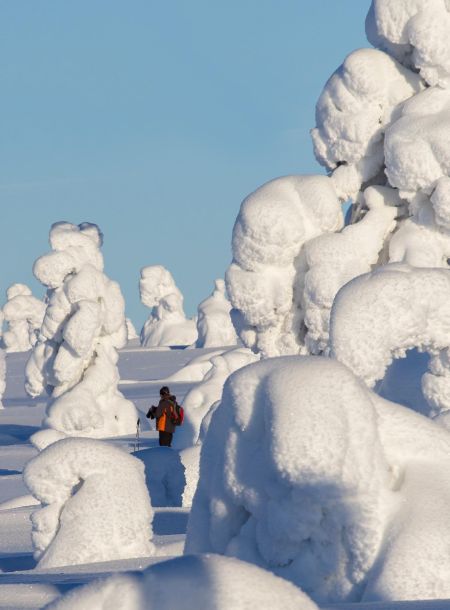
[139,265,197,347]
[186,356,450,603]
[2,284,45,353]
[25,222,138,439]
[126,317,139,341]
[226,0,450,360]
[195,279,238,348]
[24,437,154,568]
[0,349,5,409]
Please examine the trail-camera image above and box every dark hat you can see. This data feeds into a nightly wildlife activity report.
[159,386,170,396]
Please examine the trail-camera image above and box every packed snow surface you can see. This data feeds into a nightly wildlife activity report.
[140,265,197,347]
[195,279,238,348]
[25,222,138,439]
[44,554,318,610]
[24,437,155,568]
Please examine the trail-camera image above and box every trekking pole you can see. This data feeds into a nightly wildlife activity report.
[134,418,141,452]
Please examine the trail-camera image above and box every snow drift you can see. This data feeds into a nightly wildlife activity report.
[24,437,154,568]
[25,222,138,439]
[140,265,197,347]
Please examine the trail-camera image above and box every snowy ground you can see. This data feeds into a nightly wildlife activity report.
[1,343,450,609]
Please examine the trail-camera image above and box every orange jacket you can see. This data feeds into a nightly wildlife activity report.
[155,397,176,433]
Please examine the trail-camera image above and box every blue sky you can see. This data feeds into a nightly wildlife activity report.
[0,0,371,327]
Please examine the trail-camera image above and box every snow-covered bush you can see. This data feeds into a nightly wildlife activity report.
[2,284,45,353]
[226,175,343,358]
[25,222,138,439]
[44,554,318,610]
[173,347,259,450]
[140,265,197,347]
[185,356,390,603]
[195,279,238,348]
[24,437,154,569]
[330,264,450,416]
[186,355,450,603]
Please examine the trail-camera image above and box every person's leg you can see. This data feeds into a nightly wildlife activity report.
[167,432,173,447]
[159,431,171,446]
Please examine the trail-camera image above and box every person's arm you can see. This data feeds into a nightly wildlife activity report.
[154,399,165,419]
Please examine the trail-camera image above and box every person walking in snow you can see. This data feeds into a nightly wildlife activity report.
[147,386,177,447]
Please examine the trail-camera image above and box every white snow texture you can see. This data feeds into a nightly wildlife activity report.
[140,265,197,347]
[25,222,138,439]
[24,437,155,568]
[43,554,318,610]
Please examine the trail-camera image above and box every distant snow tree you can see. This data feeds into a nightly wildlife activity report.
[25,222,138,440]
[2,284,45,353]
[126,317,139,341]
[195,279,238,348]
[139,265,197,347]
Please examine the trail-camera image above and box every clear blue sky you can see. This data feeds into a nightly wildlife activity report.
[0,0,371,328]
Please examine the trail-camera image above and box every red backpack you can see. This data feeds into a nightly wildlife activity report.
[169,399,184,426]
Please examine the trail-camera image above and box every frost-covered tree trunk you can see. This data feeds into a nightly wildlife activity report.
[139,265,197,347]
[25,222,138,441]
[2,284,45,353]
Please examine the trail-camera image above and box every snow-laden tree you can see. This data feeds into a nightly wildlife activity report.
[126,317,139,341]
[24,437,155,568]
[195,279,238,348]
[2,284,45,353]
[25,222,138,439]
[226,0,450,359]
[139,265,197,347]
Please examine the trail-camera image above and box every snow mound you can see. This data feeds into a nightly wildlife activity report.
[384,87,450,202]
[367,0,450,88]
[140,265,197,347]
[173,347,259,450]
[44,554,318,610]
[226,175,343,358]
[185,356,391,603]
[330,264,450,415]
[195,279,238,348]
[312,48,422,201]
[2,283,45,353]
[23,436,154,569]
[303,186,397,353]
[163,349,224,383]
[25,222,138,439]
[134,447,185,507]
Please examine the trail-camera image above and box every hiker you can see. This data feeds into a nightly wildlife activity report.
[146,385,178,447]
